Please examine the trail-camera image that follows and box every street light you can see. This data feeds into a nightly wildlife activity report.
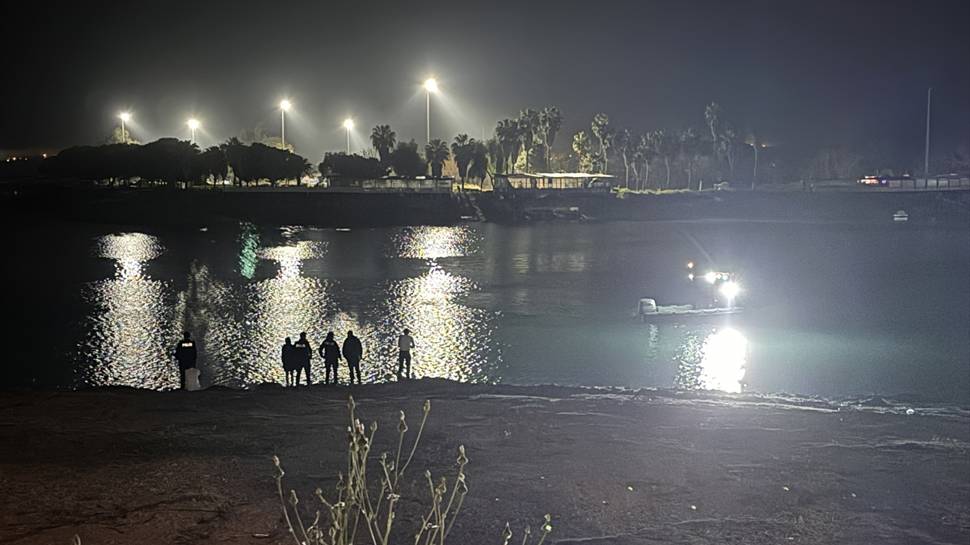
[187,118,200,143]
[118,112,131,144]
[342,118,354,154]
[279,99,292,149]
[423,77,439,144]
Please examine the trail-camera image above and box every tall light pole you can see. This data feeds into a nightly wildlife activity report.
[118,112,131,144]
[279,99,292,149]
[187,118,200,144]
[924,87,932,177]
[342,118,354,154]
[423,78,439,144]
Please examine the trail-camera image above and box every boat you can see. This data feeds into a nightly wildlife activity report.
[636,298,742,322]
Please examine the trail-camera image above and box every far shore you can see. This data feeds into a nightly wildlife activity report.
[1,380,967,544]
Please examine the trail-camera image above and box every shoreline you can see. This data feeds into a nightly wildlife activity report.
[2,181,968,227]
[2,380,968,544]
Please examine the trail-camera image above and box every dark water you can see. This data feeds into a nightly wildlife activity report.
[4,220,968,402]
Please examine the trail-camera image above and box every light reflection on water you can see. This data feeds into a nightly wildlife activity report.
[391,225,480,259]
[675,326,748,393]
[374,263,498,381]
[78,233,179,389]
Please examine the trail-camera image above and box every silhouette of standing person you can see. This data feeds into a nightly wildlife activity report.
[281,337,296,387]
[319,331,342,385]
[397,328,415,380]
[173,331,198,390]
[343,330,363,384]
[293,332,313,386]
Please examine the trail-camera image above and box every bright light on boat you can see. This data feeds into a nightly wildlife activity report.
[719,280,741,302]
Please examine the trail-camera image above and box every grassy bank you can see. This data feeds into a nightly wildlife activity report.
[1,380,967,544]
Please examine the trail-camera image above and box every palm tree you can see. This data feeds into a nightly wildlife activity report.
[719,124,739,179]
[652,130,677,189]
[537,107,562,171]
[424,138,450,178]
[370,125,396,165]
[635,133,658,190]
[705,102,721,161]
[517,109,540,172]
[572,131,595,172]
[485,137,505,175]
[616,129,635,188]
[679,127,704,190]
[495,119,521,173]
[451,134,474,190]
[468,140,490,188]
[591,113,612,172]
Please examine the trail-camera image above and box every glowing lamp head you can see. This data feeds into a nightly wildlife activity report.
[118,112,131,122]
[279,99,292,112]
[704,271,718,284]
[423,78,439,94]
[187,118,200,130]
[342,118,355,130]
[719,280,741,303]
[686,261,695,269]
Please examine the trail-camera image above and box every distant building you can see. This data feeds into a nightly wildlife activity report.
[494,172,616,192]
[326,176,454,193]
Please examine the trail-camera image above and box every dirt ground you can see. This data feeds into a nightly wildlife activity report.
[1,380,968,545]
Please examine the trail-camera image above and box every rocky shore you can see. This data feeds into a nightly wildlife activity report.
[1,381,968,545]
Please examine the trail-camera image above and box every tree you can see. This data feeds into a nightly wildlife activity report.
[370,125,396,165]
[495,119,521,174]
[193,146,228,185]
[653,130,677,188]
[615,129,634,188]
[517,109,540,172]
[572,131,595,173]
[451,134,474,189]
[635,133,658,190]
[320,153,386,183]
[705,102,722,162]
[537,107,562,171]
[679,128,704,190]
[467,140,490,186]
[136,138,198,188]
[389,140,427,178]
[591,113,613,172]
[424,138,450,178]
[718,124,739,179]
[485,138,505,176]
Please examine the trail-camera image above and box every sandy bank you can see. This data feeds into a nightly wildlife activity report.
[1,381,968,544]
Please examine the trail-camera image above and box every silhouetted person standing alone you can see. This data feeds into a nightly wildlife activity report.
[281,337,296,387]
[319,331,342,385]
[293,332,313,386]
[343,331,363,384]
[173,331,197,389]
[397,328,415,380]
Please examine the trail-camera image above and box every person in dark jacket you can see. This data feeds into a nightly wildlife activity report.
[342,330,363,384]
[173,331,198,389]
[293,332,313,386]
[318,331,342,385]
[281,337,296,387]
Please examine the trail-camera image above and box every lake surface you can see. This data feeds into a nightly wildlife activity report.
[4,220,968,402]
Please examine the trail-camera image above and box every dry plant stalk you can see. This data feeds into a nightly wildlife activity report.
[272,397,551,545]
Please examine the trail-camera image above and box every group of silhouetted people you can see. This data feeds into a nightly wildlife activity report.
[281,330,365,386]
[173,328,416,390]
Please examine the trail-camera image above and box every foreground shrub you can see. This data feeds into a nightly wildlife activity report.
[273,397,551,545]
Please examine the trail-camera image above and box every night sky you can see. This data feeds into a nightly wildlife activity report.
[2,0,968,159]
